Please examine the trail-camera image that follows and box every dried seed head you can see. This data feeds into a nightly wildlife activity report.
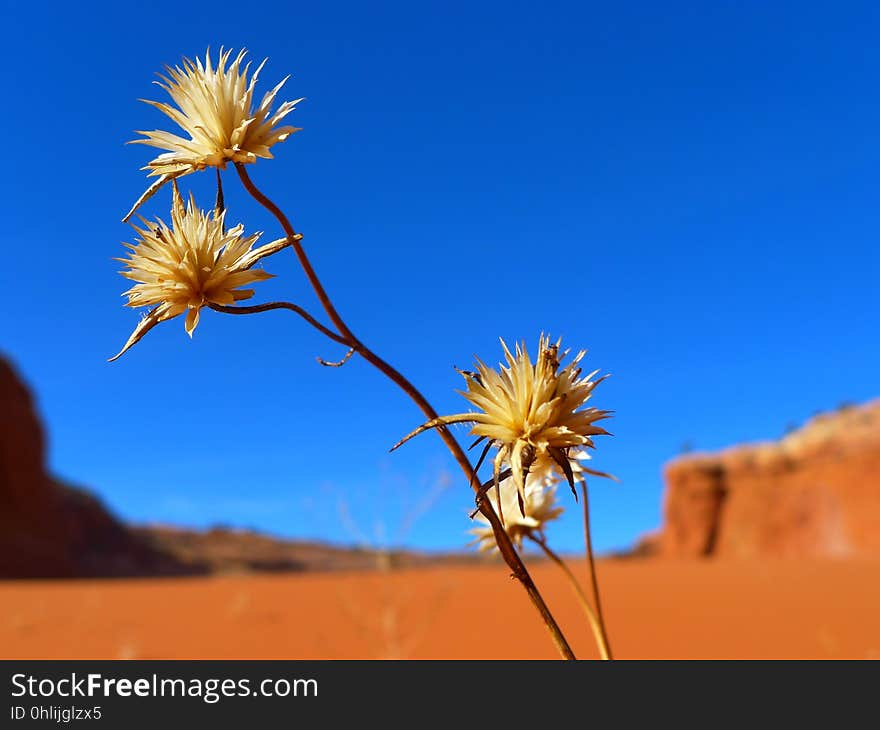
[394,334,613,503]
[124,47,302,221]
[110,181,286,361]
[470,474,563,552]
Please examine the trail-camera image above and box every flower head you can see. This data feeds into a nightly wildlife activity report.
[393,335,612,502]
[124,48,302,221]
[110,181,287,361]
[471,476,563,552]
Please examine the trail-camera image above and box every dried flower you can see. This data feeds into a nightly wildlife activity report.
[393,335,612,501]
[124,48,302,221]
[110,181,287,361]
[471,476,563,552]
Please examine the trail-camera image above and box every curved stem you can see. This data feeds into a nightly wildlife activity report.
[208,302,350,347]
[581,480,613,659]
[235,163,575,660]
[529,535,610,661]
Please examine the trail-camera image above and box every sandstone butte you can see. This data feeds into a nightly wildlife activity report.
[644,400,880,558]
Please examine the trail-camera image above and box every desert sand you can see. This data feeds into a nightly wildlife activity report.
[2,558,878,660]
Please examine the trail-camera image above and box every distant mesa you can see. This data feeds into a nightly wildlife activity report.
[643,399,880,558]
[0,355,471,579]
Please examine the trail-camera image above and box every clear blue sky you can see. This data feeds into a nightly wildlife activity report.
[2,1,878,554]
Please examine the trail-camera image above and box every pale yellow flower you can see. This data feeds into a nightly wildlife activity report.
[393,335,612,501]
[110,182,287,361]
[124,48,302,221]
[471,476,563,552]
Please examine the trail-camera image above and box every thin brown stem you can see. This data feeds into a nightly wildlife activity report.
[208,301,350,347]
[235,163,575,660]
[528,534,610,661]
[581,480,613,659]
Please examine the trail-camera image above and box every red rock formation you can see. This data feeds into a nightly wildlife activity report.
[658,401,880,558]
[0,355,190,578]
[0,357,73,577]
[0,354,478,577]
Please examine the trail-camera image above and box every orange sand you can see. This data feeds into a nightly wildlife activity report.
[1,559,878,659]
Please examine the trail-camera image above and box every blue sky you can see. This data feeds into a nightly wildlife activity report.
[2,1,878,554]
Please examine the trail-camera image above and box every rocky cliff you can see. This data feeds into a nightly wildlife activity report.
[655,401,880,558]
[0,355,475,578]
[0,356,194,577]
[0,357,73,577]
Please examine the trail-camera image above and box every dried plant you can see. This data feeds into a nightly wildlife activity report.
[470,475,564,552]
[111,180,286,359]
[331,471,452,659]
[467,448,616,658]
[124,48,301,222]
[111,47,619,660]
[392,336,612,509]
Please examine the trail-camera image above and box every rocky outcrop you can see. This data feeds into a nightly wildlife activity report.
[58,481,192,577]
[0,358,74,577]
[0,354,476,577]
[0,354,194,577]
[657,401,880,558]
